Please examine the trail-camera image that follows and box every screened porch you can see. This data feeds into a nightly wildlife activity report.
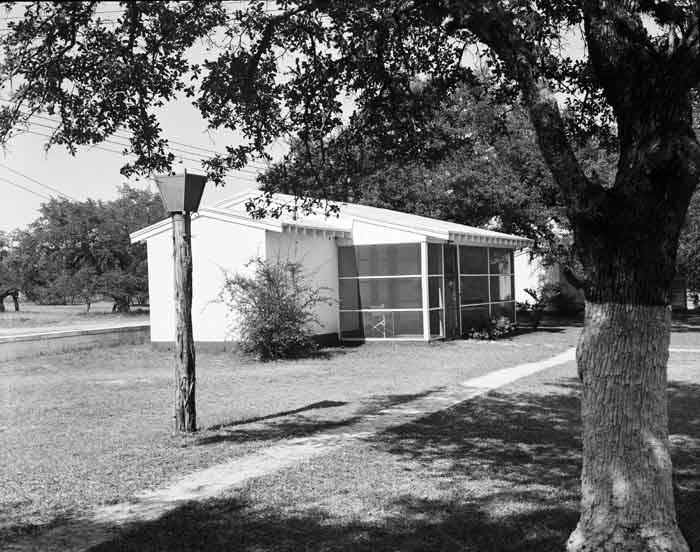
[337,242,516,341]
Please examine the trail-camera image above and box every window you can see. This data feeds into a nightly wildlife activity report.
[458,245,516,332]
[489,248,512,275]
[490,275,513,302]
[444,244,458,275]
[460,246,488,274]
[429,309,444,337]
[460,276,489,304]
[461,306,490,330]
[492,302,515,322]
[338,243,424,339]
[429,277,444,308]
[338,244,420,277]
[428,243,443,275]
[341,310,423,338]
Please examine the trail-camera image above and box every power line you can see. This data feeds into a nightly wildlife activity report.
[22,118,264,176]
[0,175,51,200]
[0,101,267,172]
[0,162,77,201]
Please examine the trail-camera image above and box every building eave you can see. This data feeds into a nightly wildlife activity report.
[129,208,282,244]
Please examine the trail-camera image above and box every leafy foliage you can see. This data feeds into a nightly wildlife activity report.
[260,81,567,253]
[220,257,330,361]
[463,316,517,340]
[0,230,22,310]
[12,185,164,310]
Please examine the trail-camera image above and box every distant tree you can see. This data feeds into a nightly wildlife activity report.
[15,185,164,311]
[0,230,21,311]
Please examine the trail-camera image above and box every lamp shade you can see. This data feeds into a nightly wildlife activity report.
[154,172,207,213]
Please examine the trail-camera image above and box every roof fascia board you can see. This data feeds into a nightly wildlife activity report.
[199,207,282,231]
[130,209,281,244]
[130,218,172,244]
[351,215,449,240]
[450,232,533,249]
[212,189,259,209]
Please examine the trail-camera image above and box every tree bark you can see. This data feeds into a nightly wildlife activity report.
[567,303,688,552]
[172,212,196,433]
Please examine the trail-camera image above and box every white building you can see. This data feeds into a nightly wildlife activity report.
[131,190,532,344]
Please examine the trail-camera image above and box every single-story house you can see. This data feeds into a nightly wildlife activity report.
[130,190,532,344]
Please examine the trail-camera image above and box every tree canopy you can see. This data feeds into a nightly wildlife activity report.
[13,184,164,310]
[3,1,700,550]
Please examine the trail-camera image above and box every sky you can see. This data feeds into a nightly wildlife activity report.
[0,1,285,233]
[0,1,590,234]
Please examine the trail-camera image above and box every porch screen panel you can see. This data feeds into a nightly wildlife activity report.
[427,243,445,338]
[459,246,516,331]
[340,244,420,277]
[338,243,424,339]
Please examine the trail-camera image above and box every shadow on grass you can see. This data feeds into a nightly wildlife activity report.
[9,380,700,551]
[206,400,349,431]
[195,392,435,447]
[84,494,578,552]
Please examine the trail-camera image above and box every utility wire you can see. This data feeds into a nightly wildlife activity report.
[0,100,267,172]
[22,119,264,176]
[0,162,77,201]
[0,175,51,200]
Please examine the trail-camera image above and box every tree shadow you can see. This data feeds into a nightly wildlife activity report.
[194,417,364,446]
[83,494,578,552]
[206,400,349,431]
[195,392,435,447]
[375,381,584,490]
[8,380,700,551]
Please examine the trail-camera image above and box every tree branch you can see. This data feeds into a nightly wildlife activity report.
[459,3,599,213]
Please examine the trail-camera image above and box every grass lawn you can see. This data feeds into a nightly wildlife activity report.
[87,343,700,552]
[1,328,578,544]
[0,301,148,332]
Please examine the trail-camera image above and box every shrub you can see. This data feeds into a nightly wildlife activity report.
[220,257,330,361]
[464,316,517,340]
[517,283,563,329]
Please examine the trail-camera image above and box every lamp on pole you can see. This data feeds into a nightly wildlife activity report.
[154,170,206,433]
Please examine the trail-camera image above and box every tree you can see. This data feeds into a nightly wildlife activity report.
[678,191,700,294]
[13,186,164,311]
[260,82,567,255]
[1,2,698,549]
[0,230,22,311]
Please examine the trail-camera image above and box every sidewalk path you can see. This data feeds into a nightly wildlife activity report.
[6,347,576,552]
[0,319,148,338]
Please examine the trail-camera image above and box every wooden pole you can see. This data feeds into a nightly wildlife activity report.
[172,211,196,432]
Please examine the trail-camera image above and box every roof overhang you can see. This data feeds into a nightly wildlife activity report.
[449,232,533,249]
[129,207,281,244]
[351,215,450,241]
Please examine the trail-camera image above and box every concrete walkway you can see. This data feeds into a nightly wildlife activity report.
[6,347,576,552]
[0,319,147,338]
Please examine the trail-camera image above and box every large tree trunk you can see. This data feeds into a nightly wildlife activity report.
[0,295,5,313]
[172,212,196,433]
[11,291,19,311]
[565,127,694,550]
[567,303,687,552]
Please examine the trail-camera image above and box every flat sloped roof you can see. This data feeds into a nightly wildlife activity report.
[132,188,533,248]
[216,190,532,248]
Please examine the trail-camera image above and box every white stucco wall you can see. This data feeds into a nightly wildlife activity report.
[351,219,426,245]
[265,229,340,335]
[146,228,175,342]
[146,216,267,343]
[191,217,266,342]
[514,249,546,304]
